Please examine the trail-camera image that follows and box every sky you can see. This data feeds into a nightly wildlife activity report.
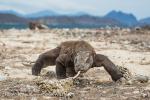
[0,0,149,19]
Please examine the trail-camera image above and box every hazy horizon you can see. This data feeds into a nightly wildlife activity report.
[0,0,149,19]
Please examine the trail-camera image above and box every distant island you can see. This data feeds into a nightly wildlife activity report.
[0,10,149,29]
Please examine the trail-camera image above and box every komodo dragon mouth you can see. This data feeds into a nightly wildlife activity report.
[72,71,81,79]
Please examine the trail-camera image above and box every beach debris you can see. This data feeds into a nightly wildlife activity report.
[29,22,48,30]
[36,71,80,97]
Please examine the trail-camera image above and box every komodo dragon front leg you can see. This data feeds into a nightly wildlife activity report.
[32,47,60,76]
[55,54,77,79]
[93,54,123,81]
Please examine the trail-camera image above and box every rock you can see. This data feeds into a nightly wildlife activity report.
[40,24,49,29]
[125,80,133,85]
[5,66,12,70]
[133,90,139,94]
[66,92,74,98]
[141,93,149,98]
[134,75,149,83]
[0,75,7,81]
[29,22,48,30]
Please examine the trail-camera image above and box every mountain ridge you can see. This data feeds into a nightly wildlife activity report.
[139,17,150,25]
[105,10,138,26]
[0,10,149,27]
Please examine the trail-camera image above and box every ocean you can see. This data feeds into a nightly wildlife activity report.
[0,23,123,29]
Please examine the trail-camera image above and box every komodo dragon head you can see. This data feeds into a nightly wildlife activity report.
[74,51,94,73]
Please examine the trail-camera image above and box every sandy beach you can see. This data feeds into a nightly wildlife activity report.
[0,28,150,99]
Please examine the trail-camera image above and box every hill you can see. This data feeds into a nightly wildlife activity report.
[105,10,138,26]
[32,15,123,28]
[0,10,149,28]
[0,13,28,24]
[139,17,150,25]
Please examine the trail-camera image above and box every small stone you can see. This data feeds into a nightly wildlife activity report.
[141,93,149,98]
[125,80,133,85]
[102,91,106,93]
[135,75,149,83]
[66,92,74,98]
[133,90,139,94]
[0,75,7,81]
[5,66,11,70]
